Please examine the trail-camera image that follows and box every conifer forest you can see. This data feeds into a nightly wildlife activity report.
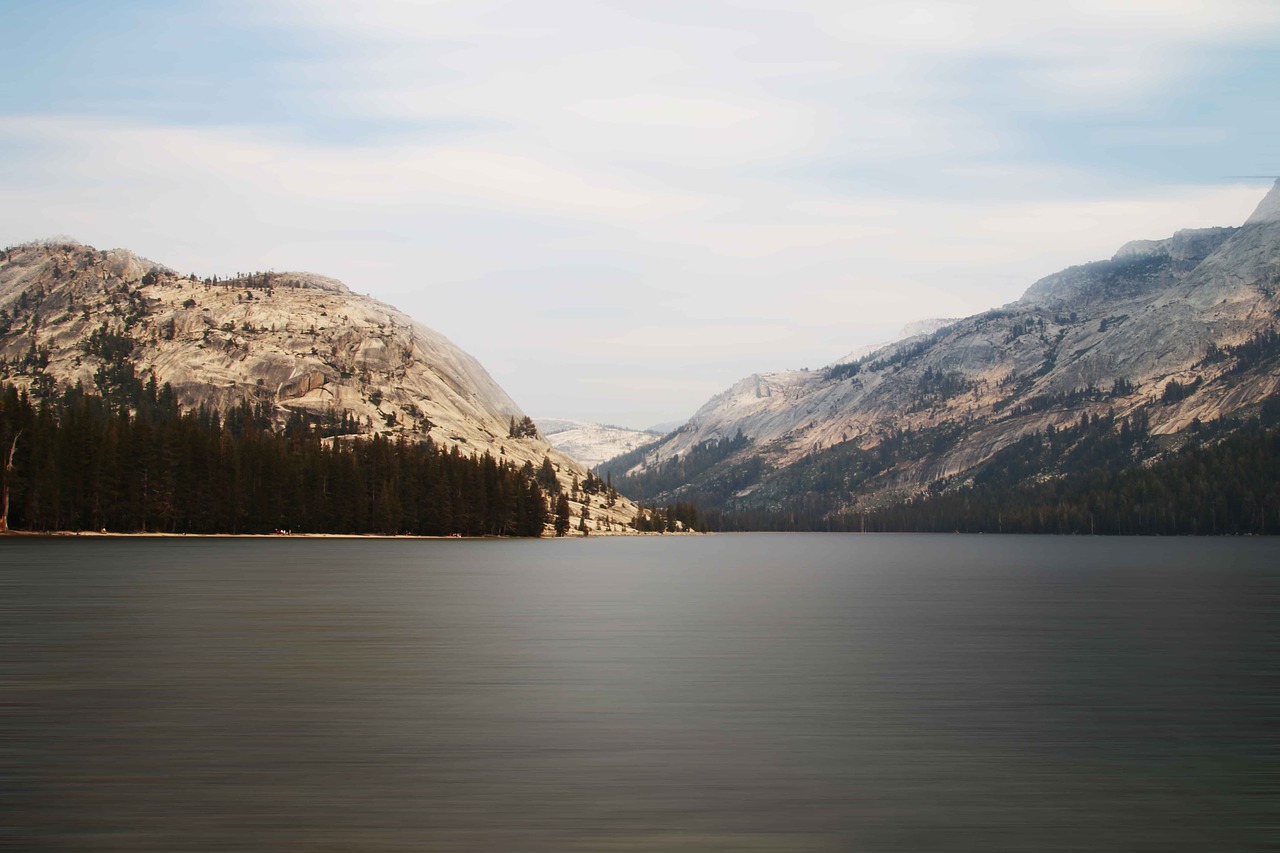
[0,381,550,537]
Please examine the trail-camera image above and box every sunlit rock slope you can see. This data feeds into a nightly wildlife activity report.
[609,181,1280,513]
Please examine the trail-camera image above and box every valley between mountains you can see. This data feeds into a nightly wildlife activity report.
[4,181,1280,536]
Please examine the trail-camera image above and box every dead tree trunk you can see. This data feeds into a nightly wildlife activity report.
[1,430,19,534]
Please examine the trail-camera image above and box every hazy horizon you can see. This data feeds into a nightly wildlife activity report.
[3,1,1277,426]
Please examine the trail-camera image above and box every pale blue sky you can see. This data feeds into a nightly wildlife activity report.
[3,0,1277,426]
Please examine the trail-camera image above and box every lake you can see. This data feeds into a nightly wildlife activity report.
[3,534,1277,851]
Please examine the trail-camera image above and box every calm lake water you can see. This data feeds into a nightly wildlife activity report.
[3,534,1277,851]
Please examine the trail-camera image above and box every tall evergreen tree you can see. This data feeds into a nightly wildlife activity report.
[554,494,572,537]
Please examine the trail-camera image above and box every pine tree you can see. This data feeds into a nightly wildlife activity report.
[554,494,572,536]
[537,456,560,493]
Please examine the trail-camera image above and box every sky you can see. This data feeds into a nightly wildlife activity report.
[2,1,1278,428]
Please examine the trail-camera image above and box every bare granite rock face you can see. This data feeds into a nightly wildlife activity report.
[0,240,639,532]
[625,182,1280,509]
[1113,226,1239,262]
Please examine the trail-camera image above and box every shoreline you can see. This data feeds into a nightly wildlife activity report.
[0,529,696,540]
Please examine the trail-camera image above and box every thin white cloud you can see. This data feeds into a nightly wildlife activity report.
[820,0,1280,96]
[0,112,1267,423]
[3,0,1278,423]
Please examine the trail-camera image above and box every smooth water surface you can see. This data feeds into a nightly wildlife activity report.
[3,535,1277,851]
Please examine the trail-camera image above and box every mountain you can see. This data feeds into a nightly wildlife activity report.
[828,317,959,367]
[603,181,1280,520]
[645,419,687,435]
[0,240,639,533]
[536,418,660,468]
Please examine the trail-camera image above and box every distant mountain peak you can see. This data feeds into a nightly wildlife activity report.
[1244,178,1280,226]
[535,417,659,468]
[828,318,959,368]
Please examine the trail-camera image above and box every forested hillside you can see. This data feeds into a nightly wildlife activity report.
[700,394,1280,534]
[0,382,549,536]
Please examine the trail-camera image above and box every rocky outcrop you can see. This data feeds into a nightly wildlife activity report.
[0,240,639,532]
[1112,227,1238,262]
[1245,178,1280,225]
[1020,227,1237,310]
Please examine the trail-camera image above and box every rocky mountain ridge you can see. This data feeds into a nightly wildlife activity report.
[609,181,1280,515]
[0,240,640,533]
[828,317,959,368]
